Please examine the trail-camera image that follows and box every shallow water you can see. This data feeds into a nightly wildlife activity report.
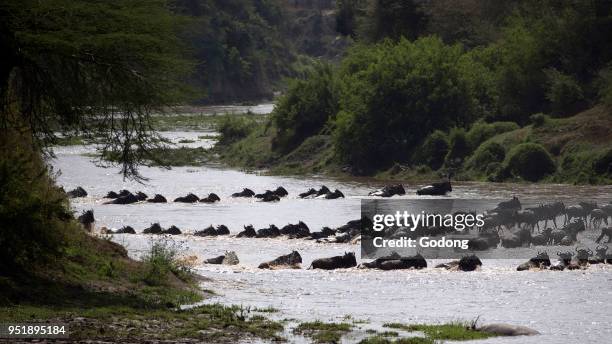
[51,127,612,343]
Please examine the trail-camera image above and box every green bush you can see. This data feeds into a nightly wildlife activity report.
[465,121,519,150]
[334,37,487,170]
[466,141,505,171]
[544,68,584,117]
[0,141,71,275]
[529,113,548,127]
[142,238,192,286]
[504,143,556,181]
[217,116,255,144]
[272,64,338,152]
[593,148,612,175]
[416,130,449,170]
[445,128,470,167]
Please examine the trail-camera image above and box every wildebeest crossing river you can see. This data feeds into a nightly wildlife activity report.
[52,117,612,343]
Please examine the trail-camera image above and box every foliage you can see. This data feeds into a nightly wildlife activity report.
[544,68,584,117]
[0,136,70,275]
[593,148,612,175]
[504,143,556,181]
[294,321,353,344]
[444,127,470,167]
[360,0,428,42]
[141,238,193,286]
[334,37,487,171]
[272,64,338,152]
[465,141,505,172]
[0,0,192,180]
[529,113,548,127]
[415,130,449,170]
[217,116,256,144]
[465,121,519,150]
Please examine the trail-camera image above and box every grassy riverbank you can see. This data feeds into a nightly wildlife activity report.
[211,106,612,185]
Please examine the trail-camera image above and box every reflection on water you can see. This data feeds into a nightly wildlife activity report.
[51,129,612,344]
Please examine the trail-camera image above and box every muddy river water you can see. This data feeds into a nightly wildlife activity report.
[51,110,612,343]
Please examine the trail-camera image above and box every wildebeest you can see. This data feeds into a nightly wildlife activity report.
[368,184,406,197]
[565,205,587,225]
[78,209,95,231]
[575,246,593,265]
[494,196,521,212]
[310,252,357,270]
[115,226,136,234]
[231,188,255,197]
[325,189,345,199]
[174,193,199,203]
[255,187,287,200]
[143,223,163,234]
[194,225,229,236]
[589,245,609,264]
[256,224,281,238]
[135,191,148,201]
[416,179,452,196]
[205,251,239,265]
[105,191,119,199]
[147,194,167,203]
[590,209,608,228]
[362,253,426,270]
[310,227,336,239]
[517,251,551,271]
[280,221,310,238]
[105,192,140,205]
[258,251,302,269]
[458,255,482,271]
[300,186,331,198]
[596,226,612,243]
[67,186,87,198]
[259,193,280,202]
[274,186,288,197]
[164,225,182,235]
[237,225,257,238]
[200,193,221,203]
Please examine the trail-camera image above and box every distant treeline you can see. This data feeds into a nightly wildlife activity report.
[223,0,612,183]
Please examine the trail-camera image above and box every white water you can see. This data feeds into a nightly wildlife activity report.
[51,119,612,343]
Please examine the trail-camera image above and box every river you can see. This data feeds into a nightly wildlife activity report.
[50,108,612,344]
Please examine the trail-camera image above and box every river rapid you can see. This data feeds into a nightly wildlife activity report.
[51,108,612,344]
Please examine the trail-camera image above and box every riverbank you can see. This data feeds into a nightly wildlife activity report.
[211,106,612,185]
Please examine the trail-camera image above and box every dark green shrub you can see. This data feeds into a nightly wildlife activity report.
[217,116,255,144]
[529,113,548,127]
[142,238,192,286]
[466,121,519,150]
[416,130,449,170]
[466,141,505,171]
[445,128,470,167]
[504,143,556,181]
[544,68,584,117]
[593,148,612,175]
[272,64,338,152]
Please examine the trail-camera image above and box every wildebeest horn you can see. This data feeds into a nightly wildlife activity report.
[597,244,608,251]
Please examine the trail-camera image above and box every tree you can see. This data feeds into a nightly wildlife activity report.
[0,0,192,180]
[360,0,428,42]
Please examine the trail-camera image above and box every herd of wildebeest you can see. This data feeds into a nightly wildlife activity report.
[69,183,612,272]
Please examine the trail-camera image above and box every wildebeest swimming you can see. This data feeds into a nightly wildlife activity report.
[368,184,405,198]
[200,193,221,203]
[232,188,255,197]
[310,252,357,270]
[325,189,345,199]
[361,252,427,270]
[237,225,257,238]
[147,194,167,203]
[194,225,230,236]
[299,185,330,198]
[436,255,482,271]
[279,221,310,238]
[416,174,452,196]
[205,251,239,265]
[103,190,147,205]
[174,193,199,203]
[67,186,87,198]
[255,187,288,202]
[517,251,552,271]
[258,251,302,269]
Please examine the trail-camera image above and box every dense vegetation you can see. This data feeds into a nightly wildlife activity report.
[217,0,612,184]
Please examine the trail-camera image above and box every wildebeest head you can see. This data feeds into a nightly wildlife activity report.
[596,244,608,257]
[575,246,593,260]
[343,252,357,266]
[557,251,574,263]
